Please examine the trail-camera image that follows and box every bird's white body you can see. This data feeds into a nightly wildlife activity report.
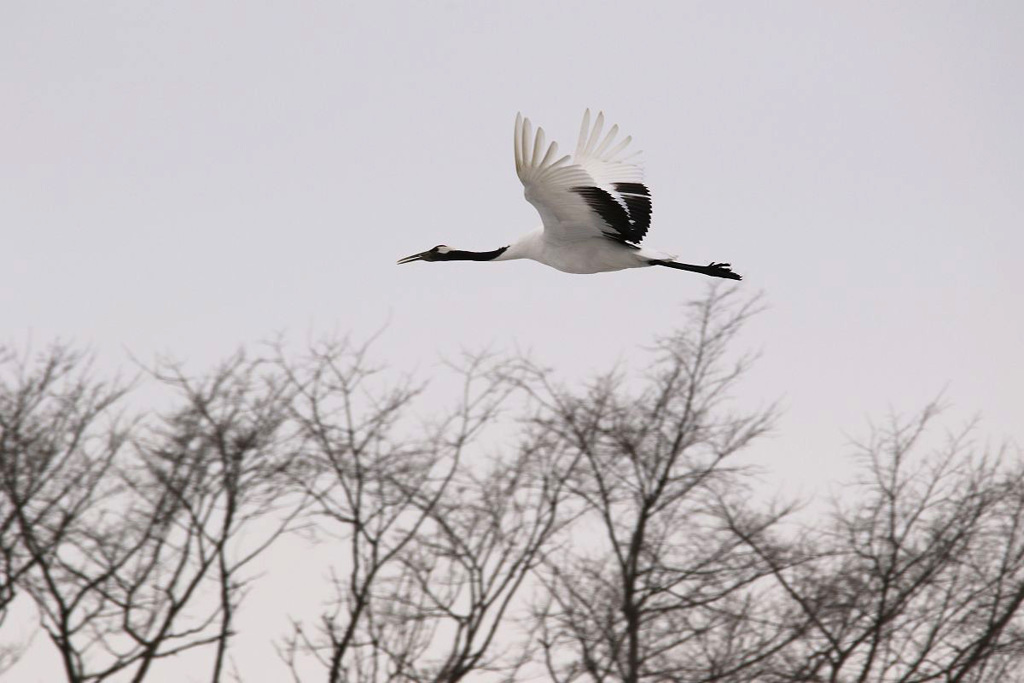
[497,229,672,274]
[397,110,740,281]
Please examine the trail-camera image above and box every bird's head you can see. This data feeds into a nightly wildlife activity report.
[397,245,453,264]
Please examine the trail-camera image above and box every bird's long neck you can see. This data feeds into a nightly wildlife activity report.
[441,246,509,261]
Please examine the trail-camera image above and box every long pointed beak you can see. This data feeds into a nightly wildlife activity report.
[396,251,427,265]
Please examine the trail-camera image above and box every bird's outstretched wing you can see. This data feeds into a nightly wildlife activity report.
[514,110,652,245]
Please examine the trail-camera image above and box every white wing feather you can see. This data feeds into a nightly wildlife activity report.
[573,109,644,189]
[515,111,646,243]
[514,112,599,241]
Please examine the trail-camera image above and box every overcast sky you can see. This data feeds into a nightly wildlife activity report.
[3,2,1023,679]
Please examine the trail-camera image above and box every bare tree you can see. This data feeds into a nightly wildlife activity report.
[0,344,129,678]
[371,366,580,682]
[728,405,1024,682]
[0,345,301,682]
[121,352,303,681]
[529,287,796,683]
[276,338,571,682]
[274,336,443,682]
[5,291,1024,683]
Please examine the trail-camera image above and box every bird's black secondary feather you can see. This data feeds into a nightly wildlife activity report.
[571,185,651,244]
[614,182,652,240]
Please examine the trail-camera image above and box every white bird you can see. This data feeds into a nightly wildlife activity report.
[397,110,741,280]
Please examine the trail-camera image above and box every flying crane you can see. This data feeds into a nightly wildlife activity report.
[398,110,741,280]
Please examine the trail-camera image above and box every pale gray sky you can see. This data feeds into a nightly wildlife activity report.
[3,2,1023,679]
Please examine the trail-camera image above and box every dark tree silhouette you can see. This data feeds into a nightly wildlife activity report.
[276,340,574,682]
[528,289,800,683]
[3,291,1023,682]
[727,404,1024,682]
[0,346,301,682]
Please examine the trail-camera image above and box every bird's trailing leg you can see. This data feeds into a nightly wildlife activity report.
[650,260,742,281]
